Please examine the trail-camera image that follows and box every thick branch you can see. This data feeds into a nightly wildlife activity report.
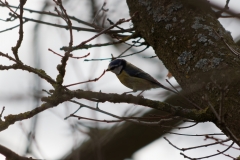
[126,0,240,144]
[0,144,36,160]
[0,103,54,131]
[43,89,214,122]
[0,88,213,132]
[0,63,55,85]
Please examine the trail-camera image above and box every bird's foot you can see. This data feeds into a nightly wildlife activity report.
[122,90,136,95]
[137,90,145,97]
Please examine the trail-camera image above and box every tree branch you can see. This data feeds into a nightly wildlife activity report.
[0,144,36,160]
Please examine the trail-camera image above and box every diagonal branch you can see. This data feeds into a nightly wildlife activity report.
[0,54,56,85]
[0,144,37,160]
[0,103,54,132]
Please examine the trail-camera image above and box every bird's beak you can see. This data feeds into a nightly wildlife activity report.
[106,68,110,71]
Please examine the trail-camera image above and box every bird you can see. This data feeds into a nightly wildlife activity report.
[106,59,175,94]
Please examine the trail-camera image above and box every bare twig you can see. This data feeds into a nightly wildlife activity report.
[217,150,237,159]
[62,32,138,51]
[53,0,74,84]
[205,135,240,150]
[180,141,234,160]
[10,0,26,61]
[207,100,221,122]
[71,115,124,123]
[21,16,133,33]
[0,20,27,33]
[62,40,126,51]
[0,51,18,62]
[0,106,5,120]
[107,18,133,33]
[164,137,182,150]
[214,29,240,58]
[74,13,137,51]
[0,1,19,17]
[48,49,90,59]
[0,51,56,85]
[116,38,142,58]
[164,136,230,151]
[166,79,201,110]
[0,3,98,26]
[165,136,234,159]
[143,55,157,58]
[167,132,224,136]
[64,106,82,120]
[18,122,45,158]
[204,90,239,145]
[64,70,106,87]
[92,2,109,24]
[84,45,149,61]
[183,138,230,151]
[173,122,198,129]
[68,105,179,127]
[53,0,73,49]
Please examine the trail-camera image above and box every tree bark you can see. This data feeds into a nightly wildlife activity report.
[62,0,240,159]
[126,0,240,144]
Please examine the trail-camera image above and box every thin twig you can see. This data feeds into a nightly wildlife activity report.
[71,115,124,123]
[48,48,90,59]
[117,38,142,58]
[10,0,26,61]
[20,16,133,33]
[173,122,198,129]
[0,106,5,119]
[207,100,221,122]
[62,40,126,51]
[214,29,240,58]
[84,41,148,62]
[0,51,18,62]
[0,20,27,33]
[205,135,240,150]
[217,150,237,159]
[165,136,230,151]
[167,132,224,136]
[64,106,82,120]
[92,2,108,24]
[182,138,230,151]
[166,79,201,110]
[180,141,234,160]
[0,3,107,29]
[107,18,133,33]
[67,99,183,128]
[164,137,182,150]
[74,15,136,51]
[0,1,19,17]
[69,110,179,126]
[64,70,106,87]
[143,55,157,58]
[62,32,138,51]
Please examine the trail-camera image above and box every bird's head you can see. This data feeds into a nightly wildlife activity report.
[106,59,126,75]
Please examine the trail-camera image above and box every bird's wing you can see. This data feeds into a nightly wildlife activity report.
[124,62,162,86]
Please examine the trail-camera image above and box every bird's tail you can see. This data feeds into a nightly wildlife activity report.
[159,84,178,94]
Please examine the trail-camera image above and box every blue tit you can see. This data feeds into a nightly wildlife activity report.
[106,59,174,93]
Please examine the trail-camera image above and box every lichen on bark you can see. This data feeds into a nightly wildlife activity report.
[127,0,240,144]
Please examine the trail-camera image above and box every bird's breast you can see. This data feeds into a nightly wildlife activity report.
[116,70,159,91]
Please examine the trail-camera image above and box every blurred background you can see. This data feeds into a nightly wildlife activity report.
[0,0,240,159]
